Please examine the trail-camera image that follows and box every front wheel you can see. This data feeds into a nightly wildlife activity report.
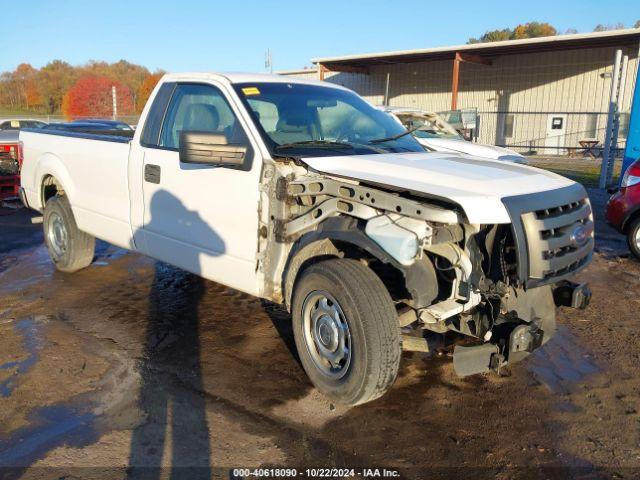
[292,259,401,405]
[627,216,640,261]
[43,195,95,272]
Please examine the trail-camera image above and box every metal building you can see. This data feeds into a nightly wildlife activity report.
[281,29,640,155]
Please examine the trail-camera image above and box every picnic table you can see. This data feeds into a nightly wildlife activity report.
[578,139,601,158]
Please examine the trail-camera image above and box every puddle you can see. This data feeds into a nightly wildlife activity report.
[92,240,128,265]
[0,404,96,470]
[527,326,599,395]
[0,316,99,472]
[0,241,129,295]
[0,316,46,397]
[0,246,54,294]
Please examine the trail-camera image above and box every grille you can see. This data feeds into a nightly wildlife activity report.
[502,183,594,287]
[521,198,594,282]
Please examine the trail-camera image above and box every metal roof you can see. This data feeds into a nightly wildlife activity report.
[312,29,640,68]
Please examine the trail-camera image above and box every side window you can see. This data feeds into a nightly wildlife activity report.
[160,83,248,150]
[140,82,175,147]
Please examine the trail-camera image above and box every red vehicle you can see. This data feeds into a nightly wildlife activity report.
[606,158,640,259]
[0,131,22,201]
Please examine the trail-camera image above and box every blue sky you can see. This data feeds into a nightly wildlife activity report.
[2,0,639,73]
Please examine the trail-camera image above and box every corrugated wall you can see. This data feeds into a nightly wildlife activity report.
[321,45,639,153]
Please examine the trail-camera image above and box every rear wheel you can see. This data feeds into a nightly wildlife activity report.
[292,259,401,405]
[627,216,640,261]
[43,195,95,272]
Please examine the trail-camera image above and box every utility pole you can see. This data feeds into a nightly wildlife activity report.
[112,86,118,120]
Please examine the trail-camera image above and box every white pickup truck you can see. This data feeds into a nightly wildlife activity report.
[20,73,594,405]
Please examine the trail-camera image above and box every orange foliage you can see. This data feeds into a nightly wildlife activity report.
[136,73,163,112]
[25,82,42,107]
[512,25,528,39]
[62,75,134,119]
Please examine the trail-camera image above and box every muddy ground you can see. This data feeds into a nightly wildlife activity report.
[0,190,639,480]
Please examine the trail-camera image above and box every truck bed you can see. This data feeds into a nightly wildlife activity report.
[21,127,134,144]
[20,128,134,248]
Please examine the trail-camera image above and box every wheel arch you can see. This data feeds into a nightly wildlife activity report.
[35,153,74,210]
[282,216,438,310]
[622,206,640,233]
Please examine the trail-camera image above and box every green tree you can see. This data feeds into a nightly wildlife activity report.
[468,28,511,44]
[594,22,625,31]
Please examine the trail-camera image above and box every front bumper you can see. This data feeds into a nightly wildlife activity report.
[453,281,591,377]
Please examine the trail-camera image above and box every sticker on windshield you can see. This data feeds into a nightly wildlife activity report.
[242,87,260,96]
[10,120,20,127]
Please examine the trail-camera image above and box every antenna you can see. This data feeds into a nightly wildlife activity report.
[265,49,273,74]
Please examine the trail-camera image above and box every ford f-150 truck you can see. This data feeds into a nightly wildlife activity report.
[20,73,594,405]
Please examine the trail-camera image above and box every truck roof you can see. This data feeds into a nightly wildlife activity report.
[160,72,348,90]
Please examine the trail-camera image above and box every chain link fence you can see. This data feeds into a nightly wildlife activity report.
[474,111,629,158]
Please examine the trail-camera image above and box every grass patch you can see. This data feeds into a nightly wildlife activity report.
[528,157,621,188]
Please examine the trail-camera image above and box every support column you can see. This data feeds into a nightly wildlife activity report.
[451,53,461,111]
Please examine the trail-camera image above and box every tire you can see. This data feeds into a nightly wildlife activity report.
[627,216,640,261]
[43,195,95,272]
[292,258,401,405]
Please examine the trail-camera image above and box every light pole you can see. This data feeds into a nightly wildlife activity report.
[112,86,118,120]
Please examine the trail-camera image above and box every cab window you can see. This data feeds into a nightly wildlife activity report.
[160,83,249,150]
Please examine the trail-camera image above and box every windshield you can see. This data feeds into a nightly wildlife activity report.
[233,82,425,157]
[395,113,463,140]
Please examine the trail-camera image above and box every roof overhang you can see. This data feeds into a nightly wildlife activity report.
[313,29,640,71]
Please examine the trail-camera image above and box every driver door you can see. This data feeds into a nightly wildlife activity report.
[138,82,263,295]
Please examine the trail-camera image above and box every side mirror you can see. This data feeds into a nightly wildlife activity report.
[179,131,246,167]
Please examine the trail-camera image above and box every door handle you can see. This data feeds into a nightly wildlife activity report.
[144,164,161,184]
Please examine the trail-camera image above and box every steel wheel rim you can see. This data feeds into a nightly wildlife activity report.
[47,211,67,259]
[301,290,352,380]
[635,227,640,249]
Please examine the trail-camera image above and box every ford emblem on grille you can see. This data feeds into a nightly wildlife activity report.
[569,224,589,248]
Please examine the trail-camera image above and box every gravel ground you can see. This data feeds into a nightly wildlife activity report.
[0,188,638,479]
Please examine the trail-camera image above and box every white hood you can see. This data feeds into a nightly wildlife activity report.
[303,152,574,224]
[417,137,527,163]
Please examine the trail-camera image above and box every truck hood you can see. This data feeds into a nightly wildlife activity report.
[303,152,575,224]
[417,137,527,164]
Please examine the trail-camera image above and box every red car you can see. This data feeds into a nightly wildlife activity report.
[0,131,22,201]
[606,158,640,259]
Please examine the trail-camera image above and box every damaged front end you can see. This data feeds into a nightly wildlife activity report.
[261,162,594,378]
[449,184,595,376]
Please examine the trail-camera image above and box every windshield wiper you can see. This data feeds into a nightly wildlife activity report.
[275,140,355,150]
[368,125,422,144]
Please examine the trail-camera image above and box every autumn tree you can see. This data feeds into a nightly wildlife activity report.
[62,75,134,119]
[36,60,78,114]
[468,22,557,43]
[81,60,150,108]
[0,59,156,115]
[14,63,42,109]
[136,73,163,112]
